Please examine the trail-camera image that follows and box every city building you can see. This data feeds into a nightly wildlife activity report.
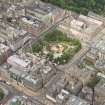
[86,29,105,72]
[5,95,44,105]
[7,4,25,18]
[79,86,93,103]
[45,73,68,103]
[0,0,105,105]
[66,65,96,85]
[65,95,90,105]
[0,44,11,64]
[0,20,31,51]
[6,26,31,51]
[56,89,70,105]
[23,59,55,91]
[7,52,55,91]
[95,79,105,104]
[67,78,83,95]
[20,16,45,36]
[59,14,103,43]
[7,54,32,70]
[25,1,65,25]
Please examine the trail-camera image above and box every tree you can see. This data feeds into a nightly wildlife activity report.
[0,88,4,100]
[32,42,43,53]
[41,0,105,16]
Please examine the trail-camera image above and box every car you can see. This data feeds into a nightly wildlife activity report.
[6,81,11,85]
[0,80,6,83]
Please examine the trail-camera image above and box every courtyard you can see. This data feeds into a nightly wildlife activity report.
[32,30,81,65]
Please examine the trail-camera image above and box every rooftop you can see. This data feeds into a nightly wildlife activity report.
[7,26,27,41]
[66,95,90,105]
[21,17,43,28]
[7,54,32,69]
[0,44,10,54]
[95,79,105,96]
[26,1,56,15]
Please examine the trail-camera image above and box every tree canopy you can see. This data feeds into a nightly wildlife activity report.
[41,0,105,15]
[0,88,4,101]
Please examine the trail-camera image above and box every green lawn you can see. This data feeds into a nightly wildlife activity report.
[32,30,81,64]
